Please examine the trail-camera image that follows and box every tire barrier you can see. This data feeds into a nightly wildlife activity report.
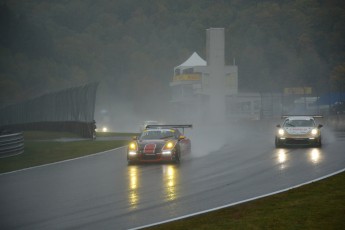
[0,132,24,158]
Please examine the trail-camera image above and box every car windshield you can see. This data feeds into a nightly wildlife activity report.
[140,130,175,140]
[283,119,315,127]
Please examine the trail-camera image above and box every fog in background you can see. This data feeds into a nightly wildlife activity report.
[1,1,344,156]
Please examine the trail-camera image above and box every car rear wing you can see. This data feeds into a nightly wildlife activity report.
[281,115,323,119]
[145,124,193,134]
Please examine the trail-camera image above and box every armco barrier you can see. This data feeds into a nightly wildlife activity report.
[0,132,24,158]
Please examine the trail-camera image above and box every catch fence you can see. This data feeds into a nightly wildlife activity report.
[0,82,98,137]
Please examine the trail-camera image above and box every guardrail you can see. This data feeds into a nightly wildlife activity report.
[0,132,24,158]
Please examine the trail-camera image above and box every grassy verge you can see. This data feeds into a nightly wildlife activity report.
[147,171,345,230]
[0,131,130,173]
[23,131,80,140]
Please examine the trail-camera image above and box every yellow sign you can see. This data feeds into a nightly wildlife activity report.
[173,74,201,81]
[284,87,312,95]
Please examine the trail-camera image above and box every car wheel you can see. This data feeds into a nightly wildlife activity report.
[275,137,282,148]
[316,136,322,147]
[128,160,138,165]
[173,147,181,164]
[127,156,136,165]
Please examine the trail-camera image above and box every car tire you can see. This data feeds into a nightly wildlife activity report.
[127,156,136,165]
[173,147,181,164]
[128,160,137,165]
[275,137,282,148]
[316,136,322,147]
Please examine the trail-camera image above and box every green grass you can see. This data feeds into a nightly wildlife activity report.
[0,131,130,173]
[23,131,80,140]
[146,172,345,230]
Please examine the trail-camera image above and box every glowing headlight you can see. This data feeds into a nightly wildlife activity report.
[166,142,174,149]
[129,151,137,156]
[162,141,175,152]
[162,150,172,155]
[128,142,137,156]
[129,142,137,150]
[278,129,285,135]
[311,128,318,135]
[102,127,108,132]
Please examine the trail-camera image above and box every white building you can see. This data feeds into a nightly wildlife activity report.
[170,28,238,123]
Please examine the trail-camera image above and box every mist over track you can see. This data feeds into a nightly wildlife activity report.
[0,121,344,229]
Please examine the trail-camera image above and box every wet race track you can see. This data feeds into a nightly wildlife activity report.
[1,122,345,229]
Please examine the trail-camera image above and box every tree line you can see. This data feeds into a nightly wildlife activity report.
[0,0,344,113]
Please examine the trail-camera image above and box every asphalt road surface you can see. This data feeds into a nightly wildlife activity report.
[1,123,344,229]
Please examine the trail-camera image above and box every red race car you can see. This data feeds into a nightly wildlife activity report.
[127,125,192,164]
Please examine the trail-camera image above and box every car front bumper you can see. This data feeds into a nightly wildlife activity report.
[276,135,321,146]
[127,152,176,163]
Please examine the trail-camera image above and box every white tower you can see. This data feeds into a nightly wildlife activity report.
[206,28,227,123]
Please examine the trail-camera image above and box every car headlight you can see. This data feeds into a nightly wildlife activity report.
[129,142,137,151]
[129,151,137,156]
[311,128,318,135]
[162,150,172,155]
[166,142,174,149]
[278,128,285,136]
[163,141,175,150]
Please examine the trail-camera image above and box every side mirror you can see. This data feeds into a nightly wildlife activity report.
[318,124,323,129]
[179,135,186,140]
[276,125,281,128]
[132,136,137,140]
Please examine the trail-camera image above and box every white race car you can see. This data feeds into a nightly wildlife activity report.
[275,116,323,148]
